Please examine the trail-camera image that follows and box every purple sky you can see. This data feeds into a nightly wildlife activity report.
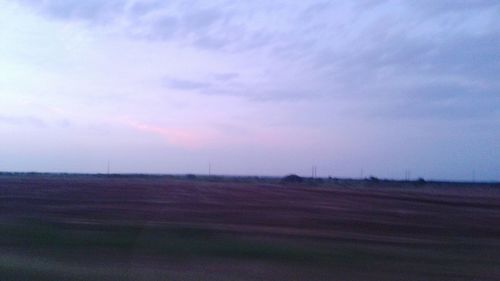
[0,0,499,181]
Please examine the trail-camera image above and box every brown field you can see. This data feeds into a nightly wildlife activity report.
[1,173,499,281]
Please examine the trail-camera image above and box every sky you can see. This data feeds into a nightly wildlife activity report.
[0,0,499,181]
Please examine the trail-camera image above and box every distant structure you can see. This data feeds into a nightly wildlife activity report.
[404,169,411,181]
[312,165,317,178]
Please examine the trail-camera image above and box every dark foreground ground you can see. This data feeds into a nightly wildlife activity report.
[1,173,499,281]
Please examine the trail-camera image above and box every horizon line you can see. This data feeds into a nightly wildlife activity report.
[0,171,498,185]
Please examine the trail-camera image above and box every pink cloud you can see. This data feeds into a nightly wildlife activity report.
[126,119,321,151]
[128,121,214,149]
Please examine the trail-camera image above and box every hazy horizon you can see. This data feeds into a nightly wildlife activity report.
[1,0,499,181]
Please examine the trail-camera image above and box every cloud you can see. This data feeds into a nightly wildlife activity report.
[12,0,277,52]
[371,84,500,120]
[409,0,500,14]
[183,8,222,30]
[164,78,211,91]
[128,121,212,149]
[146,16,179,40]
[0,114,46,127]
[12,0,500,118]
[292,1,500,120]
[213,72,238,81]
[129,0,164,17]
[15,0,127,23]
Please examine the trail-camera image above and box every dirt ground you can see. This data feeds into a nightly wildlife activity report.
[1,173,499,280]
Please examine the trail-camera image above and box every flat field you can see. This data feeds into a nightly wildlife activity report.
[0,174,499,280]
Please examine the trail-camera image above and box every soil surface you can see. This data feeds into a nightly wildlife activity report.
[1,174,499,280]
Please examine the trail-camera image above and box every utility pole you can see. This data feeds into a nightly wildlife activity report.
[312,165,318,178]
[107,160,110,175]
[404,169,411,181]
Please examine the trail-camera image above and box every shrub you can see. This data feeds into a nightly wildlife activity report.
[281,174,303,183]
[416,177,426,186]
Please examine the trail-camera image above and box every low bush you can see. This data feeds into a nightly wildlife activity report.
[281,174,304,183]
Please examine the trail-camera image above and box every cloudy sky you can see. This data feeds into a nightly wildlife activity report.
[0,0,498,181]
